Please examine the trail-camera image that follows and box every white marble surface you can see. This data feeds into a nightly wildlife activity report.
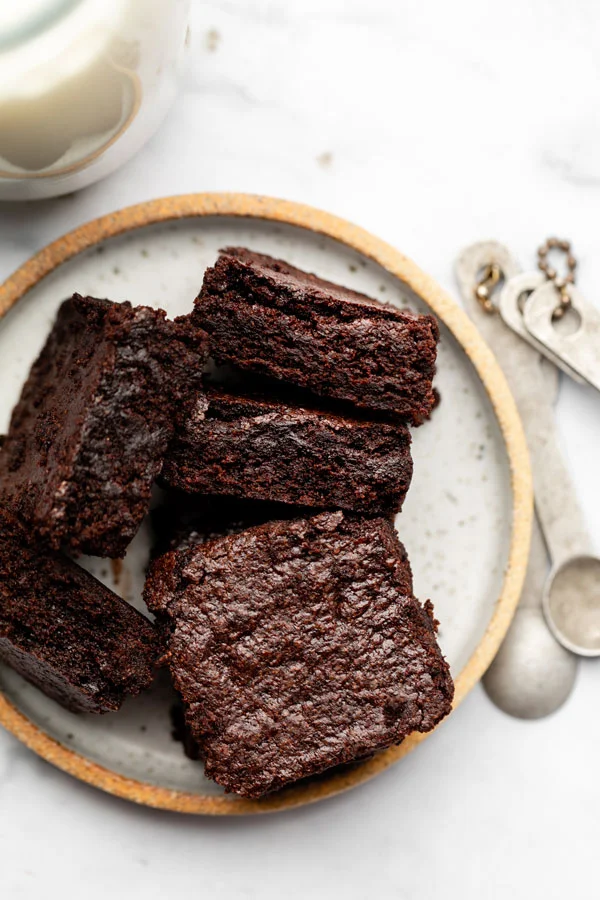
[1,0,599,896]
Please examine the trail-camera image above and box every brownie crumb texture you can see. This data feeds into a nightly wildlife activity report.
[0,507,159,714]
[190,247,439,425]
[151,491,315,557]
[161,387,413,515]
[145,510,453,798]
[0,294,207,558]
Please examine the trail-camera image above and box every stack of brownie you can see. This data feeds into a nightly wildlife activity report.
[0,296,201,712]
[0,247,453,800]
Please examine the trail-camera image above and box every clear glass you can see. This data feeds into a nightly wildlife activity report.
[0,0,190,200]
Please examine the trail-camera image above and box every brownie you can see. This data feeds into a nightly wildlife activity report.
[170,700,203,761]
[144,510,452,798]
[0,294,207,558]
[161,387,413,515]
[151,490,313,557]
[190,247,439,425]
[0,507,159,714]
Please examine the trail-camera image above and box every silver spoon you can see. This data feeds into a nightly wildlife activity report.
[544,556,600,656]
[493,262,600,655]
[456,243,578,717]
[530,399,600,657]
[483,354,578,716]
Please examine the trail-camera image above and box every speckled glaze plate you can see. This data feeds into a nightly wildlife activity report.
[0,194,532,814]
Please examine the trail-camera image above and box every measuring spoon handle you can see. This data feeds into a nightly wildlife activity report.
[525,401,593,568]
[456,242,592,569]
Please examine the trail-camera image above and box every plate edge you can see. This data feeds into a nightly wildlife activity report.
[0,192,533,815]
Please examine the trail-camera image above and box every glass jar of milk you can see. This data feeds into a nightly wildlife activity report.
[0,0,190,200]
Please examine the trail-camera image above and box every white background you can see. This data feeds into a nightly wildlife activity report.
[1,1,600,897]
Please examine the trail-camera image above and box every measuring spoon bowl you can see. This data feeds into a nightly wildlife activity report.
[484,607,578,718]
[543,555,600,657]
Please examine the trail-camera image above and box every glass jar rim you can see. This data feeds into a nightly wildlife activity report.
[0,0,82,52]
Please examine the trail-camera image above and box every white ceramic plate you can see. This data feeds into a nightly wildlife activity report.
[0,195,531,814]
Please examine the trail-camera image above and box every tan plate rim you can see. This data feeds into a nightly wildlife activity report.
[0,192,533,815]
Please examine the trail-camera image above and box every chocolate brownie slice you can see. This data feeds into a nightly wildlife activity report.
[190,247,439,425]
[144,511,452,798]
[0,507,159,714]
[0,294,207,558]
[161,388,413,515]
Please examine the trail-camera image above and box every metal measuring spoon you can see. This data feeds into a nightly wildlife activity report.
[498,271,586,384]
[524,280,600,393]
[544,557,600,656]
[456,242,578,717]
[483,355,578,716]
[528,400,600,656]
[499,274,600,656]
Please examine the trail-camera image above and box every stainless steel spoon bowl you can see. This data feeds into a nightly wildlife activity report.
[484,607,578,718]
[544,555,600,657]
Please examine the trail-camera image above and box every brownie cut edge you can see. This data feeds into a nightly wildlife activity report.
[0,294,208,558]
[189,247,439,425]
[0,507,160,714]
[151,490,315,557]
[160,387,413,515]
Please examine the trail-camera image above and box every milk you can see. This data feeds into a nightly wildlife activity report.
[0,0,190,199]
